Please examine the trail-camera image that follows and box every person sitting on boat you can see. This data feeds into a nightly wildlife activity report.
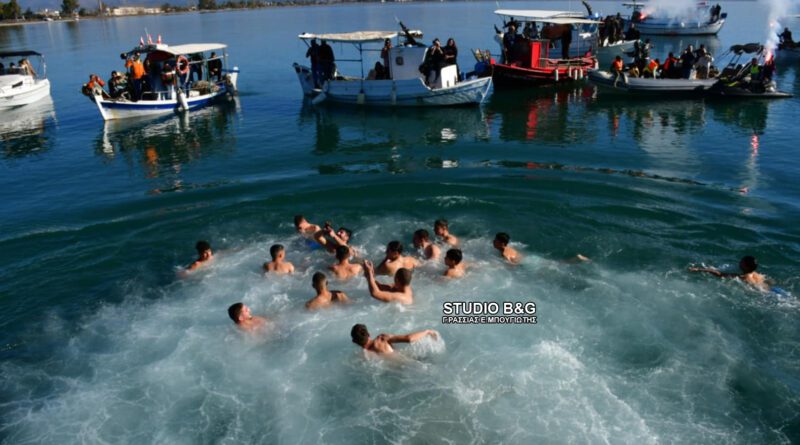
[642,58,660,78]
[502,24,519,64]
[107,71,128,99]
[367,61,387,80]
[422,38,446,86]
[381,38,392,79]
[124,52,146,101]
[610,55,625,79]
[306,39,322,87]
[694,51,714,79]
[318,40,335,83]
[625,23,640,42]
[208,52,223,82]
[662,52,679,79]
[779,27,795,48]
[19,59,36,77]
[84,73,110,99]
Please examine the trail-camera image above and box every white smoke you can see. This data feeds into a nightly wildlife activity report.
[641,0,701,22]
[761,0,794,57]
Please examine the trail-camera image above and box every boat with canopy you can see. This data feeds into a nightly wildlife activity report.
[0,50,51,108]
[86,42,239,121]
[293,28,492,107]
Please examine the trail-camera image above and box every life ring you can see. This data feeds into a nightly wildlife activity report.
[176,56,190,76]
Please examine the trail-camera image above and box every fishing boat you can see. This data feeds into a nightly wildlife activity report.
[0,51,51,108]
[625,1,726,36]
[708,43,792,98]
[87,42,239,121]
[492,10,599,87]
[293,28,491,107]
[587,69,718,95]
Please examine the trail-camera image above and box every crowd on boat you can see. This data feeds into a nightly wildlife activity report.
[0,59,36,76]
[611,43,719,80]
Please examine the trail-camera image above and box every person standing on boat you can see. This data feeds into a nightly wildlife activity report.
[423,38,445,86]
[611,55,625,85]
[306,39,322,87]
[779,27,794,48]
[124,52,146,101]
[381,38,392,79]
[318,40,335,83]
[443,38,459,77]
[662,52,679,79]
[560,26,573,59]
[680,45,696,79]
[625,23,640,42]
[208,52,222,82]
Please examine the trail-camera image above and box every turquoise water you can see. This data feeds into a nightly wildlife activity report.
[2,2,800,443]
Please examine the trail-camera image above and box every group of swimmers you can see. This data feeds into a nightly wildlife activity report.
[186,215,528,355]
[185,215,775,357]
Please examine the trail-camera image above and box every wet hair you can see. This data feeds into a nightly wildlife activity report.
[394,268,413,286]
[387,241,403,254]
[495,232,510,246]
[351,324,370,346]
[414,229,430,241]
[740,256,758,273]
[434,219,448,230]
[196,240,211,253]
[338,227,353,240]
[294,214,305,226]
[445,248,463,265]
[335,245,350,261]
[228,303,243,323]
[312,271,327,289]
[270,244,284,260]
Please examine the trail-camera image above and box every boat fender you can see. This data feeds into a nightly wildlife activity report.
[177,88,189,112]
[357,91,365,105]
[311,92,327,105]
[555,70,559,82]
[176,56,190,76]
[578,69,584,80]
[567,67,573,79]
[390,83,397,105]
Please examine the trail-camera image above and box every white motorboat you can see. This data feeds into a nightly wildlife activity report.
[293,29,492,107]
[625,1,726,36]
[588,69,718,95]
[0,51,51,108]
[88,42,239,121]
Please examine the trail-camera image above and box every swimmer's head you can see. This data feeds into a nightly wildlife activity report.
[337,227,353,243]
[494,232,510,249]
[394,268,412,287]
[335,245,350,261]
[293,214,306,228]
[270,244,285,260]
[386,241,403,259]
[351,323,370,347]
[445,248,463,266]
[312,271,327,291]
[413,229,430,247]
[740,256,758,273]
[434,219,449,235]
[196,240,212,260]
[228,302,249,324]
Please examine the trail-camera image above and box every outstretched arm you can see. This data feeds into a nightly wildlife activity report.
[386,329,439,344]
[688,267,736,278]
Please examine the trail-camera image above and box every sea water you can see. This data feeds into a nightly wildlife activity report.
[1,2,799,444]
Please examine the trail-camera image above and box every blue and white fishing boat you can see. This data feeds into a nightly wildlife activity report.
[293,29,492,107]
[625,1,726,36]
[0,50,51,108]
[88,42,239,121]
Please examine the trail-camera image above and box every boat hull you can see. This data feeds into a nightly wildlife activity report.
[0,78,51,108]
[492,60,595,87]
[636,18,725,36]
[777,46,800,62]
[588,69,718,95]
[294,64,492,107]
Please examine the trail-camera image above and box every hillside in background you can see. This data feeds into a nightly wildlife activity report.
[25,0,194,10]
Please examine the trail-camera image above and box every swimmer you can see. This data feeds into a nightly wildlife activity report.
[443,248,465,278]
[412,229,441,260]
[376,241,419,276]
[264,244,295,274]
[313,221,353,254]
[434,219,459,246]
[689,255,769,291]
[363,260,414,305]
[493,232,521,264]
[329,245,363,280]
[228,302,267,332]
[187,240,213,271]
[350,323,439,355]
[305,272,350,310]
[294,214,321,238]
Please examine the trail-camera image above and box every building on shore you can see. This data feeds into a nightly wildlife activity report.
[106,6,162,16]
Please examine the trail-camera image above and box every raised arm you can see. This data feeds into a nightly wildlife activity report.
[363,260,410,304]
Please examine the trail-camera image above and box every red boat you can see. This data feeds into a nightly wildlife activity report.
[493,39,597,87]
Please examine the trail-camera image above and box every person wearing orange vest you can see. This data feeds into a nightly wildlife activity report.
[125,52,146,101]
[643,58,660,78]
[661,52,678,78]
[611,55,626,86]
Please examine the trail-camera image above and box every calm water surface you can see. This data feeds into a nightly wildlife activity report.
[1,2,799,443]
